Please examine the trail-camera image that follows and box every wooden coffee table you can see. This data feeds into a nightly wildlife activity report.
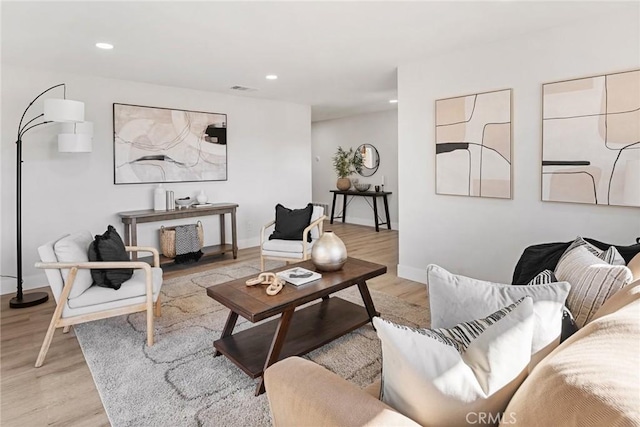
[206,257,386,395]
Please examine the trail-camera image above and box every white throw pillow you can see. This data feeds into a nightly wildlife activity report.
[555,245,633,328]
[427,264,570,365]
[53,231,94,299]
[374,297,534,427]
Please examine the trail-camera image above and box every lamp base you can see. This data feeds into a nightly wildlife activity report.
[10,291,49,308]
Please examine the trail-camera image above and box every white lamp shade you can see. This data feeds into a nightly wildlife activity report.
[60,121,93,135]
[44,98,84,122]
[58,121,93,152]
[58,134,92,152]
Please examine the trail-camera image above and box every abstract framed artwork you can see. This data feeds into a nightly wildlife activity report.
[113,103,227,184]
[435,89,512,199]
[542,69,640,207]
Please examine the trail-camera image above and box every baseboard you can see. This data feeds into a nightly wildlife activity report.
[327,217,398,230]
[1,274,47,295]
[397,264,427,284]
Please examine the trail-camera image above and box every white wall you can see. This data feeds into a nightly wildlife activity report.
[397,11,640,284]
[312,110,398,229]
[1,66,311,294]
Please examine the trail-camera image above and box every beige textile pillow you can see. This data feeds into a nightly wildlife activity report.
[555,246,633,328]
[590,278,640,322]
[626,253,640,280]
[501,299,640,427]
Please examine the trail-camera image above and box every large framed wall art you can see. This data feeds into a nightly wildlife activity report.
[113,103,227,184]
[542,69,640,207]
[435,89,512,199]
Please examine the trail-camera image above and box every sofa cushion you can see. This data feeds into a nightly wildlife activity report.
[38,236,67,302]
[269,203,313,242]
[501,297,640,426]
[428,264,570,365]
[627,253,640,279]
[556,246,633,328]
[374,298,534,427]
[67,267,162,308]
[262,238,316,254]
[53,231,94,299]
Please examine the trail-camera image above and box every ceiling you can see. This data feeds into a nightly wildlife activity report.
[2,1,635,122]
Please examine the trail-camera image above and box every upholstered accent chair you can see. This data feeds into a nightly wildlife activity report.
[260,206,326,271]
[34,231,163,367]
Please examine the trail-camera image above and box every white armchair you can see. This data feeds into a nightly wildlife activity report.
[260,206,326,271]
[34,231,163,367]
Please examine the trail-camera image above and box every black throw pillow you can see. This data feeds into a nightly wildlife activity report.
[88,225,133,290]
[269,203,314,242]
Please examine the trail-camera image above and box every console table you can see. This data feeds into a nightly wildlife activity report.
[118,203,238,266]
[330,190,392,232]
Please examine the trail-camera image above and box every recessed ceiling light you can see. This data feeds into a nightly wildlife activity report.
[96,42,114,50]
[389,99,398,104]
[265,75,278,80]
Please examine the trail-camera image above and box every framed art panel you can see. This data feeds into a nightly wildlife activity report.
[542,69,640,207]
[113,103,227,184]
[435,89,512,199]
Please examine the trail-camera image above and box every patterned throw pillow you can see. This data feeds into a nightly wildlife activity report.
[559,236,626,266]
[374,298,534,426]
[555,246,633,327]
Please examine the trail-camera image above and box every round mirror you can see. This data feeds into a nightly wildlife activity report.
[355,144,380,177]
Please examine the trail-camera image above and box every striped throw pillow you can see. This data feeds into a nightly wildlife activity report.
[559,236,625,266]
[555,246,633,327]
[373,297,534,427]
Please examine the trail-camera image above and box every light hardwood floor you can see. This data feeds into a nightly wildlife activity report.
[0,222,426,426]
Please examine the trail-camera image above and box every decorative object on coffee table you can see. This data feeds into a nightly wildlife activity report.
[311,231,347,271]
[332,146,363,191]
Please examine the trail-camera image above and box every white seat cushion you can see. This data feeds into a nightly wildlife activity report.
[67,267,163,309]
[263,238,316,254]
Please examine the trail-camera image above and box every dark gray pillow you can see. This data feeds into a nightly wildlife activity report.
[269,203,313,242]
[88,225,133,290]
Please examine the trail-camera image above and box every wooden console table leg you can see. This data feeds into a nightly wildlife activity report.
[383,194,391,230]
[372,196,379,232]
[330,192,337,224]
[231,209,238,259]
[123,222,131,247]
[255,308,294,396]
[219,214,226,255]
[356,281,379,321]
[130,219,138,260]
[214,311,239,357]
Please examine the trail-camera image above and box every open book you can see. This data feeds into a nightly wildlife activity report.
[277,267,322,286]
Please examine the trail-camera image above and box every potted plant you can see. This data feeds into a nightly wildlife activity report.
[332,146,363,190]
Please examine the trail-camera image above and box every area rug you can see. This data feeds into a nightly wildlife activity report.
[74,260,429,427]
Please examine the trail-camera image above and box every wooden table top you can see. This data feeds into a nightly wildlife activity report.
[206,258,386,322]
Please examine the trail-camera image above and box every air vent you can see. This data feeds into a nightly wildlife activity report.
[229,85,257,92]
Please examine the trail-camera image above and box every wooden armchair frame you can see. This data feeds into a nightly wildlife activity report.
[260,215,327,271]
[33,246,162,368]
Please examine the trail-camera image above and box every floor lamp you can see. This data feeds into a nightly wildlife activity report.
[10,83,90,309]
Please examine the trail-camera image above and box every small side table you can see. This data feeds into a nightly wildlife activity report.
[329,190,392,232]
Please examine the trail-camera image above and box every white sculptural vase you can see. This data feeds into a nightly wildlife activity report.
[311,231,347,271]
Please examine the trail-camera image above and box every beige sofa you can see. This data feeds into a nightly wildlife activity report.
[265,274,640,426]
